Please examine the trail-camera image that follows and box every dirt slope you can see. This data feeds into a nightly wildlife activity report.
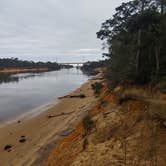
[44,84,166,166]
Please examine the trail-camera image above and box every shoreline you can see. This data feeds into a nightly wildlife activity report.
[0,77,98,166]
[0,68,50,74]
[0,100,58,128]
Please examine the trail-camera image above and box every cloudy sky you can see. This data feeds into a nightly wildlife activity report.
[0,0,126,62]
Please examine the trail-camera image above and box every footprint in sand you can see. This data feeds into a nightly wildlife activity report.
[19,135,27,143]
[4,145,12,152]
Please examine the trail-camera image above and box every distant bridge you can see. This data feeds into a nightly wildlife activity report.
[59,62,85,65]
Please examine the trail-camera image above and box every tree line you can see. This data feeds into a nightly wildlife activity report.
[0,58,72,70]
[97,0,166,87]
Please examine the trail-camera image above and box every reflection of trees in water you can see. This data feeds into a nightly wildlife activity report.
[0,74,19,84]
[0,69,86,85]
[0,72,44,84]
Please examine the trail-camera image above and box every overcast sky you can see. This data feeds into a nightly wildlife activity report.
[0,0,126,62]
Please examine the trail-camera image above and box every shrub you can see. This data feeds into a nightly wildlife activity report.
[82,115,93,133]
[91,82,103,95]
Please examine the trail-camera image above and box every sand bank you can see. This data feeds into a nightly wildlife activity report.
[0,78,98,166]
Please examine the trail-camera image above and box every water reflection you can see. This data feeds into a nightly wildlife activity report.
[0,72,45,85]
[0,68,85,85]
[0,68,89,123]
[0,73,19,84]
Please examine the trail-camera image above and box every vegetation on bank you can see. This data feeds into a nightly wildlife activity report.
[96,0,166,89]
[82,115,94,134]
[0,58,73,70]
[91,82,103,96]
[81,60,108,75]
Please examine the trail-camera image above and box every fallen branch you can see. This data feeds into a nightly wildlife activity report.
[90,77,104,80]
[58,94,86,99]
[47,111,75,118]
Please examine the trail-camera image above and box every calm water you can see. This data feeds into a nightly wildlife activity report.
[0,68,89,123]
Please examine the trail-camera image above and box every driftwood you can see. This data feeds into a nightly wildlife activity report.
[47,111,75,118]
[90,77,104,80]
[58,94,86,99]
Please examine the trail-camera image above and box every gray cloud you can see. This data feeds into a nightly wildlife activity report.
[0,0,127,62]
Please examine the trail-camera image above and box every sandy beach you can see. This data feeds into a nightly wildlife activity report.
[0,78,98,166]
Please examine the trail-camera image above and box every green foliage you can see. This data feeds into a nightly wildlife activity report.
[82,115,93,133]
[91,82,103,95]
[81,60,108,75]
[97,0,166,87]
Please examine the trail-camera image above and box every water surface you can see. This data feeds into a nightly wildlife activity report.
[0,68,89,123]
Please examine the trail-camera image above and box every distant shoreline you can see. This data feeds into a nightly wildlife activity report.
[0,68,50,74]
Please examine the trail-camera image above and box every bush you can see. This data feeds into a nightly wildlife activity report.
[82,115,93,133]
[91,82,103,95]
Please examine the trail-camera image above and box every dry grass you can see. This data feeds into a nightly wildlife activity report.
[43,85,166,166]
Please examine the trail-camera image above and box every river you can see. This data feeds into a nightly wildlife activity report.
[0,68,89,124]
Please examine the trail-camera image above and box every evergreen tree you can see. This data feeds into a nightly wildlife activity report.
[97,0,166,86]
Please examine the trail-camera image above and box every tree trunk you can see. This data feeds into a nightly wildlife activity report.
[136,0,145,74]
[136,29,141,74]
[160,0,164,15]
[141,0,145,12]
[155,46,160,74]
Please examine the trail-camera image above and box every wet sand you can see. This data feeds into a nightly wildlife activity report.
[0,78,98,166]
